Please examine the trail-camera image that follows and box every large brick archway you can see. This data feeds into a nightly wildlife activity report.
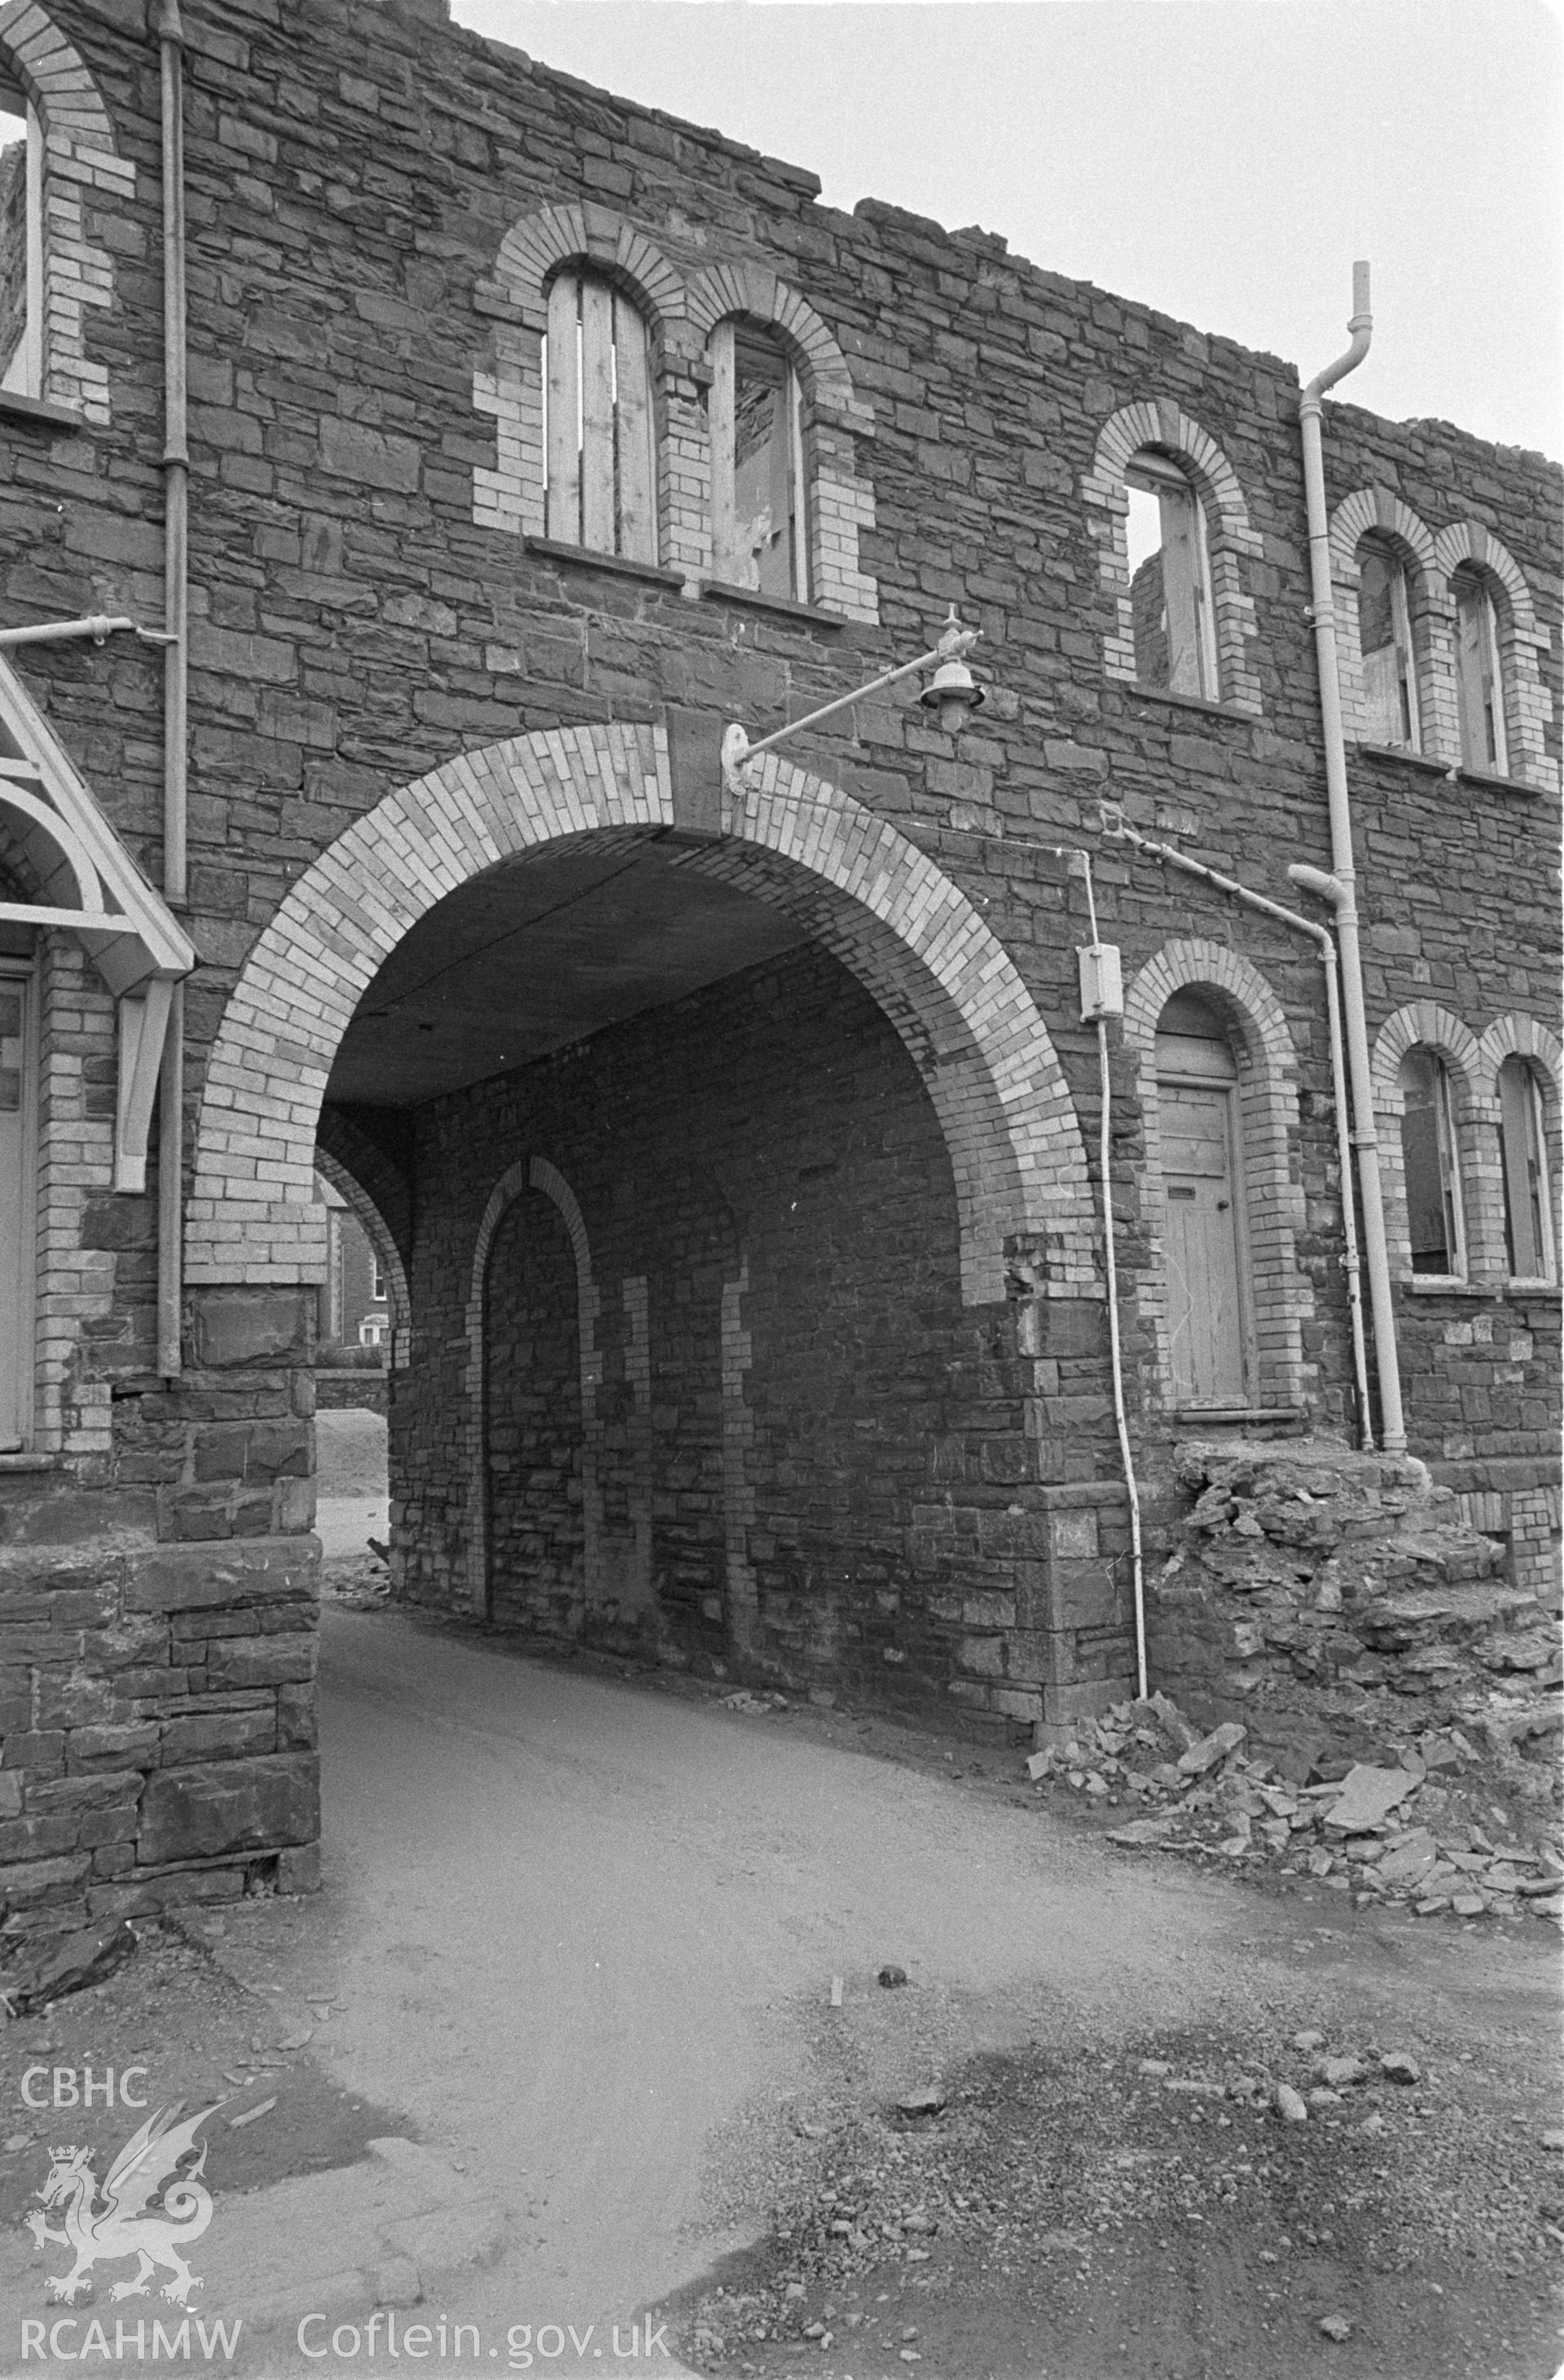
[187,724,1093,1306]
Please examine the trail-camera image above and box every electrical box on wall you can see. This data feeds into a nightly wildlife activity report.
[1078,943,1124,1023]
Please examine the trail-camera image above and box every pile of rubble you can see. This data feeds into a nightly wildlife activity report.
[1026,1691,1564,1925]
[1144,1439,1562,1775]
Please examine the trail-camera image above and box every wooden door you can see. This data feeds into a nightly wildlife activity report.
[1161,1080,1249,1407]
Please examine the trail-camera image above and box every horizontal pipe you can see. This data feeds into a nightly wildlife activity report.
[0,615,176,649]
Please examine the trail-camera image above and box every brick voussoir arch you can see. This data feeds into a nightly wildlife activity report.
[314,1145,411,1371]
[463,1157,603,1613]
[1083,398,1263,712]
[0,0,133,423]
[1122,938,1311,1412]
[187,727,1092,1307]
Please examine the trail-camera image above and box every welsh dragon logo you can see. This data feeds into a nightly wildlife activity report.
[24,2104,218,2306]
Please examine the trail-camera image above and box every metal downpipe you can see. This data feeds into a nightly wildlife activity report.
[1298,263,1406,1452]
[152,0,188,1377]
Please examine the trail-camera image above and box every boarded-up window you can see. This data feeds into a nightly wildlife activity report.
[1358,537,1421,749]
[1498,1057,1554,1280]
[543,270,657,563]
[709,318,808,602]
[1126,450,1218,699]
[1452,566,1509,775]
[0,80,40,400]
[1399,1047,1464,1276]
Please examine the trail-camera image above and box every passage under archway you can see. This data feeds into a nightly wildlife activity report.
[187,723,1094,1308]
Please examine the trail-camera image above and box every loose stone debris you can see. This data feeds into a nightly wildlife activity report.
[1026,1689,1563,1927]
[0,1920,138,2016]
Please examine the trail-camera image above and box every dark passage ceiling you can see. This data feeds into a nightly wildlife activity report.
[326,837,806,1108]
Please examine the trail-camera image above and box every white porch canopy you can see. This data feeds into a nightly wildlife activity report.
[0,652,195,1193]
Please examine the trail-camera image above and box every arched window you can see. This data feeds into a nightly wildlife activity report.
[542,269,657,563]
[1451,564,1509,775]
[0,75,41,398]
[1357,534,1422,750]
[1399,1047,1465,1276]
[1153,990,1255,1406]
[1127,450,1219,700]
[708,317,809,601]
[1497,1057,1555,1281]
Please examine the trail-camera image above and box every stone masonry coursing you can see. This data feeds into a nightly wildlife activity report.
[398,938,1131,1727]
[0,0,1555,1926]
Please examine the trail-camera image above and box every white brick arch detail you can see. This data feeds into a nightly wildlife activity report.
[686,261,878,621]
[1122,939,1314,1416]
[1430,521,1553,786]
[314,1146,411,1372]
[461,1157,602,1616]
[1475,1015,1563,1282]
[0,1,133,423]
[1326,489,1448,754]
[1082,400,1264,713]
[473,203,688,547]
[186,723,1095,1308]
[1371,1001,1492,1282]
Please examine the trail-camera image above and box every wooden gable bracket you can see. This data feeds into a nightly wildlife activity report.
[0,657,195,1196]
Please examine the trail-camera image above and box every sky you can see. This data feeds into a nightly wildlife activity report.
[449,0,1562,459]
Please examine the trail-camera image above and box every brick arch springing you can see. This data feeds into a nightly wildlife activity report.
[1431,521,1552,785]
[461,1157,602,1616]
[1372,1001,1488,1283]
[686,259,877,621]
[1082,399,1264,713]
[0,6,133,422]
[313,1145,411,1371]
[1121,939,1313,1416]
[186,724,1094,1309]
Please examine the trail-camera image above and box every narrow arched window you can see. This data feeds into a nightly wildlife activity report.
[0,77,42,399]
[542,269,657,563]
[1452,565,1509,775]
[1497,1057,1555,1281]
[1357,535,1421,749]
[1127,450,1218,699]
[708,318,809,601]
[1155,991,1254,1406]
[1399,1047,1464,1276]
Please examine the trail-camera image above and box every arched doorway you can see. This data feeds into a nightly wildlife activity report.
[1153,990,1254,1408]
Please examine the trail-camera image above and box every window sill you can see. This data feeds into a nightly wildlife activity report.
[523,538,686,591]
[1352,741,1451,778]
[1126,684,1260,726]
[0,1449,59,1472]
[1400,1276,1488,1298]
[1171,1405,1307,1425]
[0,389,86,433]
[1455,764,1546,799]
[1505,1279,1562,1302]
[701,580,846,631]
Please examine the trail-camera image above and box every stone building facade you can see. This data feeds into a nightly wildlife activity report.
[0,0,1557,1930]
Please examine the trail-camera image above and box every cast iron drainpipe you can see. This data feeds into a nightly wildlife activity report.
[1300,262,1406,1451]
[1100,810,1375,1451]
[152,0,189,1378]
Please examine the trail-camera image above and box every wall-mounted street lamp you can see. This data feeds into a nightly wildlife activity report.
[721,608,986,797]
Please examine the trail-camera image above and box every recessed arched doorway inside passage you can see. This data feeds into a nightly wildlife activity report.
[187,725,1121,1728]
